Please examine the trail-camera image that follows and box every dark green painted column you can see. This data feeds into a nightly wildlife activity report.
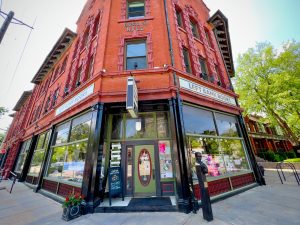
[19,136,37,182]
[169,98,192,213]
[82,103,105,213]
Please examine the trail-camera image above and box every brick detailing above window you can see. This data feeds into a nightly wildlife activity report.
[66,11,102,94]
[118,32,153,71]
[120,0,151,20]
[172,2,189,74]
[182,5,200,76]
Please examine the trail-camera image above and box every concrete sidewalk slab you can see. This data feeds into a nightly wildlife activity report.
[0,171,299,225]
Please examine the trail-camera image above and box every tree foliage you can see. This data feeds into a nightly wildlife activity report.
[235,41,300,145]
[0,107,8,119]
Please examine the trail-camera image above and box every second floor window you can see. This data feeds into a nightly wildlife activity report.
[183,47,192,74]
[127,0,145,19]
[126,40,147,70]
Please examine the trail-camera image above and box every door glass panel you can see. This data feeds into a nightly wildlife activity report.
[138,148,152,186]
[126,146,133,195]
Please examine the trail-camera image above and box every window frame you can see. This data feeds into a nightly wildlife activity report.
[190,19,200,39]
[199,57,208,80]
[127,0,145,19]
[125,39,147,70]
[182,47,192,74]
[175,7,183,28]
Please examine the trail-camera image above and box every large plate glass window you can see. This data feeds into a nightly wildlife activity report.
[14,139,32,173]
[45,112,92,185]
[28,131,51,176]
[183,105,251,180]
[126,40,147,70]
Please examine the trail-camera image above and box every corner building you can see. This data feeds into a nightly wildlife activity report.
[1,0,265,213]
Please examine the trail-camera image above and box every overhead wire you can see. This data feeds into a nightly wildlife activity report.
[6,17,36,93]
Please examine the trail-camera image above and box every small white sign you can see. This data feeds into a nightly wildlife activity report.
[179,78,236,106]
[55,84,94,116]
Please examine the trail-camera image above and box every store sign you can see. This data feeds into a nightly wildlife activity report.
[179,78,236,106]
[126,77,138,118]
[55,83,94,116]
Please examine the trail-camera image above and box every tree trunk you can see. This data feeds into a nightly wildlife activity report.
[269,109,299,146]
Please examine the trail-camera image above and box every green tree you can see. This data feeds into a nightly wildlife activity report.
[235,41,300,145]
[0,133,6,146]
[0,107,8,119]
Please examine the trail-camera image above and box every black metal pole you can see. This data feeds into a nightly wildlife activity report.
[0,11,14,44]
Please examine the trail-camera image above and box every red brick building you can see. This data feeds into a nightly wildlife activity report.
[1,0,264,213]
[244,115,293,156]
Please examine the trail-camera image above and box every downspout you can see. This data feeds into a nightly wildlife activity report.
[163,0,193,213]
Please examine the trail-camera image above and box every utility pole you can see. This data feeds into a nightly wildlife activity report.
[0,11,14,44]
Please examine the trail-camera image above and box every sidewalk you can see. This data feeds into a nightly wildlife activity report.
[0,171,299,225]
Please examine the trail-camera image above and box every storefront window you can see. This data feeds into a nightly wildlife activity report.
[126,114,155,139]
[45,112,92,185]
[215,113,239,137]
[219,139,250,173]
[157,112,169,138]
[53,122,70,145]
[183,105,216,136]
[184,105,251,180]
[15,139,32,173]
[28,131,51,176]
[69,112,92,142]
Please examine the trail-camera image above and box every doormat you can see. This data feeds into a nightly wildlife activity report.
[128,197,172,207]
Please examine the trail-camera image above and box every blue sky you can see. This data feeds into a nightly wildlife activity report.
[0,0,300,131]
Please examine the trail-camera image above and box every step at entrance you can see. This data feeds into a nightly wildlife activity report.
[95,197,177,213]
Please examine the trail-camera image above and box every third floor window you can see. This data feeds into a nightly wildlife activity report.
[126,40,147,70]
[190,20,199,39]
[199,57,208,80]
[127,0,145,19]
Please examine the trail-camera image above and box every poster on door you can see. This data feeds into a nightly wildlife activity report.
[159,140,173,178]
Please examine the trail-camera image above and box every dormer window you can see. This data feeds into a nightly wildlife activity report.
[127,0,145,19]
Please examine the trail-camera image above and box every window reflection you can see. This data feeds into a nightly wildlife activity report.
[126,114,155,139]
[188,137,226,178]
[183,105,216,135]
[111,115,123,140]
[215,113,239,137]
[219,139,250,172]
[29,131,50,176]
[69,113,92,142]
[15,139,32,173]
[53,122,70,145]
[47,142,87,183]
[188,136,250,178]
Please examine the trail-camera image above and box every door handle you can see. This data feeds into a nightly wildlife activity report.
[152,169,155,180]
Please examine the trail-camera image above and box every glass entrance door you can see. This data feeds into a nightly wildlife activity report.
[131,145,156,197]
